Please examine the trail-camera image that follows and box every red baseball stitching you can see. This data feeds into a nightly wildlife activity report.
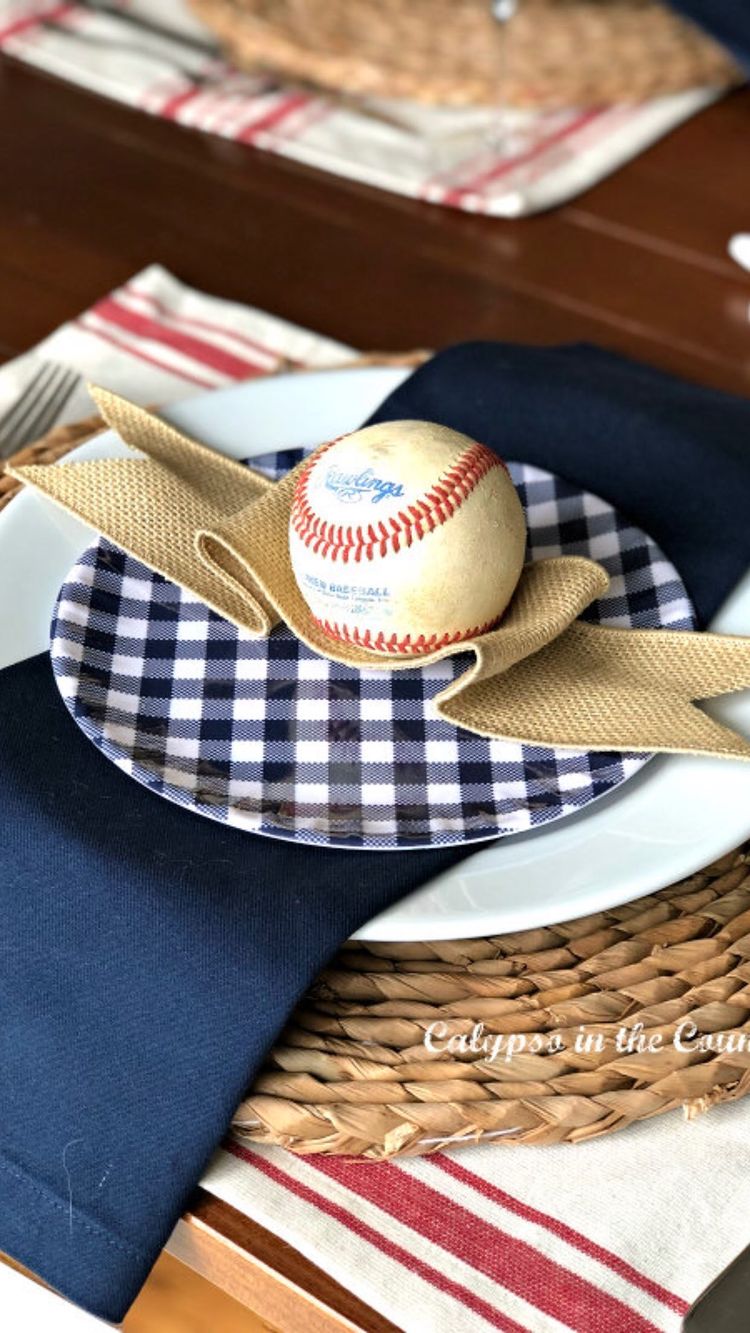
[291,437,506,565]
[312,614,499,656]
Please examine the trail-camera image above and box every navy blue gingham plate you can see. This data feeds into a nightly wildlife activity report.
[51,451,694,849]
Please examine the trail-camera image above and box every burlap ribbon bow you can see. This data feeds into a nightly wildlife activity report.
[10,386,750,759]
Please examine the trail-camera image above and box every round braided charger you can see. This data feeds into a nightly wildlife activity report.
[5,392,750,1159]
[234,847,750,1157]
[189,0,742,109]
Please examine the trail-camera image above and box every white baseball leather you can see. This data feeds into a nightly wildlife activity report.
[289,420,526,655]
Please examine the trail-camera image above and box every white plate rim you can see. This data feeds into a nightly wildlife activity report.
[2,365,750,941]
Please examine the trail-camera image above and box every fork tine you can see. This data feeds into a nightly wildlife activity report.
[32,367,80,438]
[0,360,53,446]
[7,366,80,454]
[0,361,61,452]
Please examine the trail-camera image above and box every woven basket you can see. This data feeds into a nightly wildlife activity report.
[0,415,105,513]
[5,397,750,1160]
[188,0,742,109]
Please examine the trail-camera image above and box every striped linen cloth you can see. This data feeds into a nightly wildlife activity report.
[0,0,724,217]
[3,263,750,1331]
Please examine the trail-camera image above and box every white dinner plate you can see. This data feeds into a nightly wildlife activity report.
[2,366,750,940]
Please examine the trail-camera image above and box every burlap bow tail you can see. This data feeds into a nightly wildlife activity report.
[11,387,750,759]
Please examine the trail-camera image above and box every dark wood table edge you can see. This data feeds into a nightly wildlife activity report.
[169,1188,400,1333]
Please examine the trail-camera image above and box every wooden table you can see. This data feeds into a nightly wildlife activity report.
[2,53,749,1333]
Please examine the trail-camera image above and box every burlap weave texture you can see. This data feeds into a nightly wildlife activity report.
[10,386,750,760]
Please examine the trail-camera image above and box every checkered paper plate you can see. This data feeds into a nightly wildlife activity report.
[51,452,695,849]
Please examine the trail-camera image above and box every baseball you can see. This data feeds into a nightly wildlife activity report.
[288,421,526,657]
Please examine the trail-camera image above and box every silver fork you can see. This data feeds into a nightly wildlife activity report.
[0,362,81,459]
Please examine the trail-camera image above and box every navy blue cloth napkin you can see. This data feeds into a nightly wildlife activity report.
[2,342,750,1321]
[670,0,750,67]
[370,343,750,628]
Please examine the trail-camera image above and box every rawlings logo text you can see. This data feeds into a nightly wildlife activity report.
[324,465,404,505]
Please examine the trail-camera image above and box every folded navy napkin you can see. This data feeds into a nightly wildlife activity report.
[370,342,750,628]
[670,0,750,67]
[2,342,750,1321]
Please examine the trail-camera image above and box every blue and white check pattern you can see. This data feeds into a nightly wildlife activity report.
[51,453,695,849]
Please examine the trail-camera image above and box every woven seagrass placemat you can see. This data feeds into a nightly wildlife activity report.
[4,400,750,1159]
[189,0,742,109]
[235,846,750,1157]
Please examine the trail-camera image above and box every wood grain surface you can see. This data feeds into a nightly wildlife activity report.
[124,1249,278,1333]
[170,1190,399,1333]
[1,59,749,396]
[3,49,749,1333]
[2,1248,277,1333]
